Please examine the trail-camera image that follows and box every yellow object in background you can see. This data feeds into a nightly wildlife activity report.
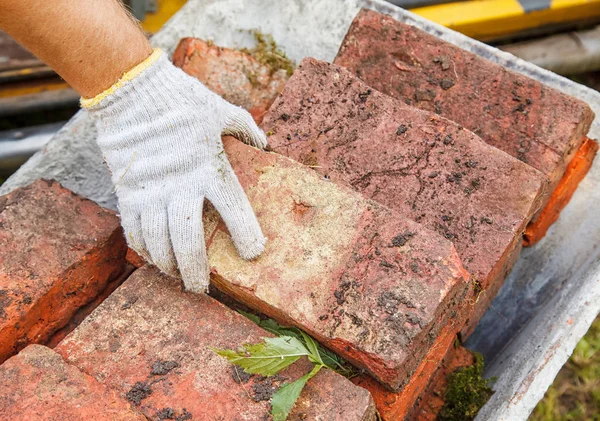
[412,0,600,41]
[140,0,188,34]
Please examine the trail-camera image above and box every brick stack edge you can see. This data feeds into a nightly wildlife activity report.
[0,179,128,364]
[261,58,545,340]
[334,8,597,246]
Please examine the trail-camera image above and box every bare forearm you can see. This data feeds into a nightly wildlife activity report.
[0,0,152,97]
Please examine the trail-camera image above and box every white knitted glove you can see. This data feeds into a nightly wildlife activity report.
[82,49,267,293]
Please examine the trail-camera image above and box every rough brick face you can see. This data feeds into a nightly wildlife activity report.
[173,37,290,124]
[204,137,469,390]
[351,301,467,420]
[56,266,376,421]
[0,344,145,420]
[334,9,594,195]
[0,179,127,363]
[261,58,544,323]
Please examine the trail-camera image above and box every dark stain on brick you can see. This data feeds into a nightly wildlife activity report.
[126,381,152,405]
[151,360,180,376]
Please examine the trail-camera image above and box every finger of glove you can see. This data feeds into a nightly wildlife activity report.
[141,203,179,277]
[206,170,266,261]
[120,210,151,264]
[168,198,210,293]
[222,107,268,150]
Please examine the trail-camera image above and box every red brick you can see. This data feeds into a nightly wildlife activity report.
[125,248,145,268]
[205,137,469,390]
[524,137,599,246]
[351,302,466,420]
[173,37,290,124]
[407,345,477,421]
[261,58,545,335]
[0,179,127,363]
[0,344,145,420]
[56,265,376,421]
[334,9,594,195]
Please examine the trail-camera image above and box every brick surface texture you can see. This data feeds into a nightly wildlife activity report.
[173,37,290,124]
[352,309,466,420]
[0,344,145,420]
[261,58,545,335]
[0,179,127,363]
[204,137,469,390]
[334,9,594,195]
[56,265,376,421]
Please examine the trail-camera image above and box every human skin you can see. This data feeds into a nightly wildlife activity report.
[0,0,152,98]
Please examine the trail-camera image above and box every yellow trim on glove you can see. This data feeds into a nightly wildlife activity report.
[81,48,163,108]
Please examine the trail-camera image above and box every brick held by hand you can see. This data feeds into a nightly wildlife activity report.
[0,344,145,420]
[204,137,469,391]
[0,179,127,363]
[56,265,376,421]
[261,58,545,336]
[334,9,596,244]
[173,37,290,124]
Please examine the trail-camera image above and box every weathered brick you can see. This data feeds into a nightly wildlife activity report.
[334,9,594,193]
[0,344,145,420]
[351,302,466,420]
[204,137,469,390]
[524,137,599,245]
[56,266,376,421]
[173,37,290,124]
[0,179,127,363]
[261,58,545,335]
[334,9,596,244]
[407,345,477,421]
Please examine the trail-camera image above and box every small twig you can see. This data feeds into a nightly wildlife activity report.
[114,151,137,192]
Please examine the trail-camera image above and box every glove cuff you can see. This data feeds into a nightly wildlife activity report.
[80,48,163,109]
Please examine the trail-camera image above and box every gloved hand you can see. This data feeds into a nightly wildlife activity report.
[82,49,267,293]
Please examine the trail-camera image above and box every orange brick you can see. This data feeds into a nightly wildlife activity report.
[524,137,599,246]
[56,266,376,420]
[351,306,465,420]
[0,179,127,363]
[0,344,145,420]
[173,37,290,124]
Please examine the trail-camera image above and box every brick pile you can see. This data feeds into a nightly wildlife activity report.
[334,8,596,247]
[207,137,469,390]
[261,57,545,338]
[1,11,595,420]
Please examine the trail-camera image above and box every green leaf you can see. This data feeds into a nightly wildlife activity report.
[238,310,261,325]
[236,311,357,377]
[213,336,310,376]
[301,331,324,366]
[271,364,323,421]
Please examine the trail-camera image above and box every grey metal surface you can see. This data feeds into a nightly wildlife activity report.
[2,1,599,419]
[501,26,600,75]
[0,122,65,175]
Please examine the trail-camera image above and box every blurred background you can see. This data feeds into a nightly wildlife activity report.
[0,1,598,419]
